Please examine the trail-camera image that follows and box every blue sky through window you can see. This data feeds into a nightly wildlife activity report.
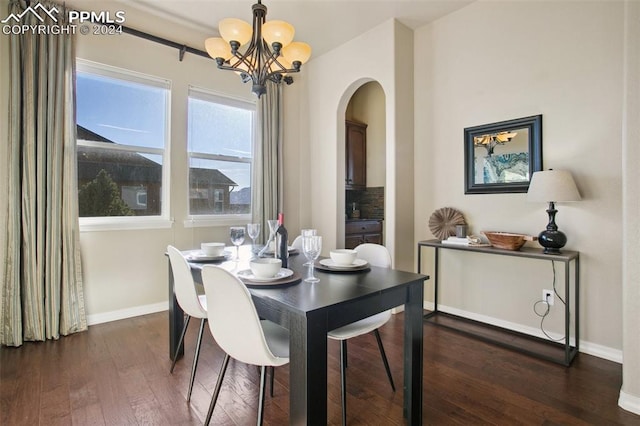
[188,98,252,158]
[76,72,166,149]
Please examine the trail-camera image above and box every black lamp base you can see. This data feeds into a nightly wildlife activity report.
[538,229,567,254]
[539,201,567,254]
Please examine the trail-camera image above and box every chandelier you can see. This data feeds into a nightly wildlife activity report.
[473,131,518,156]
[205,0,312,97]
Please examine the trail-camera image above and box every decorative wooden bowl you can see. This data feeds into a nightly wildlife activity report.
[482,231,537,251]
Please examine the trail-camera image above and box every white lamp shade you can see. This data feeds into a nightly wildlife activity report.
[219,18,252,46]
[282,41,312,64]
[262,20,295,47]
[205,37,232,60]
[527,170,581,202]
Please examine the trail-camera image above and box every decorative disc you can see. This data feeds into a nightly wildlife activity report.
[428,207,466,240]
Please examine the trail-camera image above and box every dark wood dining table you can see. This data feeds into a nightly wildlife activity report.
[167,246,428,425]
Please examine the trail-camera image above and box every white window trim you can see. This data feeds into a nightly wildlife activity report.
[76,59,172,232]
[81,217,174,232]
[186,86,255,224]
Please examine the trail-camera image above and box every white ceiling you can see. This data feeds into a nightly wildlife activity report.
[116,0,474,57]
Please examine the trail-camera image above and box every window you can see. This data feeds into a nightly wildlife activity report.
[188,88,255,218]
[76,60,170,225]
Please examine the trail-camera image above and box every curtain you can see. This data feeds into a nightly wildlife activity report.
[1,0,87,347]
[251,81,284,242]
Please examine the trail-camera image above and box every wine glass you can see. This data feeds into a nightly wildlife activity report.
[258,219,279,257]
[300,229,317,265]
[259,219,280,258]
[229,226,245,260]
[302,235,322,283]
[247,223,261,256]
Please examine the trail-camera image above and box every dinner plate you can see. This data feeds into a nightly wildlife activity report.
[263,246,299,256]
[236,268,294,282]
[319,258,368,270]
[185,250,232,262]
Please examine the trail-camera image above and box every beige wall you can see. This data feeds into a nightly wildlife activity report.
[414,1,624,357]
[305,19,414,271]
[621,0,640,413]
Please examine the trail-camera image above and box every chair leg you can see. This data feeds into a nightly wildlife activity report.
[269,366,275,397]
[340,340,347,426]
[186,318,206,402]
[170,315,191,373]
[257,365,267,426]
[205,353,230,426]
[373,329,395,392]
[344,340,348,369]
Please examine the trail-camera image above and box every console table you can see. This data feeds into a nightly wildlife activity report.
[417,239,580,366]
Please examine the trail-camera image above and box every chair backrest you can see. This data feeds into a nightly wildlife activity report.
[354,243,392,268]
[167,245,207,319]
[201,265,286,366]
[291,235,303,250]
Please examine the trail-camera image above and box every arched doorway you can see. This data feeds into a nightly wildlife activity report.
[342,81,387,247]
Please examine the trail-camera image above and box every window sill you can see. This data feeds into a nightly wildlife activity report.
[184,214,251,228]
[80,217,174,232]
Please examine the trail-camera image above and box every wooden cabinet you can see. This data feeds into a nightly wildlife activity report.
[345,220,382,249]
[345,120,367,189]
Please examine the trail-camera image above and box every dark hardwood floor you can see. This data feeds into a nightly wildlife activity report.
[1,311,638,425]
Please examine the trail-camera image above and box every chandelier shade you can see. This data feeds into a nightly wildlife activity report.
[205,0,312,97]
[204,37,232,60]
[219,18,253,46]
[262,20,295,46]
[282,41,312,65]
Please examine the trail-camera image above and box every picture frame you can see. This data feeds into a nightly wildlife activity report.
[464,115,542,194]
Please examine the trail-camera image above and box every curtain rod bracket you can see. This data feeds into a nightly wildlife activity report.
[179,45,187,62]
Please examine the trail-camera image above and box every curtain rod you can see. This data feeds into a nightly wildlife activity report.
[119,25,211,62]
[30,0,212,62]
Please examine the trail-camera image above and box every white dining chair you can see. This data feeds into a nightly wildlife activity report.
[291,235,303,250]
[201,265,290,426]
[167,245,208,402]
[328,243,395,426]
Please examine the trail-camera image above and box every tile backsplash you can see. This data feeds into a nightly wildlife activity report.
[346,186,384,220]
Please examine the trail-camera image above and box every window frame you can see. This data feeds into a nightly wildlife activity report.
[185,86,256,228]
[76,59,172,232]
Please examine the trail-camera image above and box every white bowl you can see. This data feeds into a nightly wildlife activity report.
[201,242,225,257]
[330,249,357,266]
[250,258,282,279]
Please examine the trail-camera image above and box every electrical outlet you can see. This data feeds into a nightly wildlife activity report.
[543,289,554,306]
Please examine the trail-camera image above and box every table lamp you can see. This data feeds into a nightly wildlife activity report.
[527,169,581,254]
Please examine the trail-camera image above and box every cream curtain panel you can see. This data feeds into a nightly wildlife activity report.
[1,0,87,346]
[251,82,284,241]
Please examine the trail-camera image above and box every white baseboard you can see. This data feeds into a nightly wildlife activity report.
[619,390,640,415]
[86,300,623,364]
[86,301,168,326]
[422,302,623,364]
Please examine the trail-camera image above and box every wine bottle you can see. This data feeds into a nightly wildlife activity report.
[276,212,288,268]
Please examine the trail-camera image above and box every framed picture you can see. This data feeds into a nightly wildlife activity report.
[464,115,542,194]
